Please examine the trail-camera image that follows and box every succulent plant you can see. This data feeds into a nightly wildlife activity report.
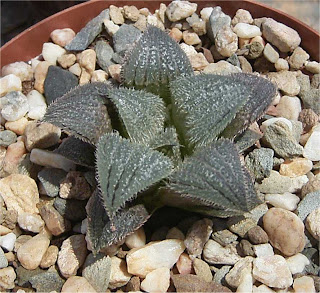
[43,26,276,254]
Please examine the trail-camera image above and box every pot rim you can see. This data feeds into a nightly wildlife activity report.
[1,0,319,66]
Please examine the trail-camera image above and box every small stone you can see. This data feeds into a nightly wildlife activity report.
[247,42,264,59]
[245,148,274,181]
[0,130,17,147]
[293,276,316,293]
[125,227,146,249]
[126,239,185,278]
[109,256,131,289]
[301,177,320,198]
[285,253,310,274]
[40,245,59,269]
[300,88,320,115]
[200,7,213,22]
[50,28,75,47]
[239,239,255,256]
[275,58,289,71]
[17,212,44,233]
[109,5,124,24]
[44,65,78,104]
[265,192,300,211]
[104,19,120,36]
[263,208,305,256]
[182,30,201,45]
[140,267,170,293]
[166,227,185,240]
[34,61,50,93]
[166,1,197,22]
[237,271,253,293]
[79,49,96,74]
[211,229,238,246]
[113,24,141,53]
[53,197,87,222]
[303,125,320,161]
[0,267,16,289]
[268,70,300,96]
[253,255,292,289]
[305,61,320,74]
[238,56,253,73]
[215,25,238,57]
[95,40,114,72]
[0,91,29,122]
[184,218,212,257]
[79,68,91,85]
[279,157,312,177]
[227,217,257,238]
[91,70,108,82]
[298,109,319,132]
[42,42,66,65]
[57,234,87,278]
[169,27,183,42]
[69,63,82,76]
[188,53,209,71]
[39,201,71,236]
[247,226,269,244]
[176,252,192,275]
[30,269,65,293]
[59,171,91,200]
[263,43,279,63]
[38,168,67,197]
[1,62,33,82]
[65,9,109,51]
[296,191,320,221]
[288,47,310,70]
[207,6,231,40]
[225,256,253,288]
[0,174,39,214]
[233,23,261,38]
[123,5,140,22]
[306,207,320,240]
[232,9,253,25]
[261,117,293,132]
[17,234,50,270]
[262,18,301,52]
[0,247,8,268]
[0,74,22,97]
[108,64,122,82]
[26,90,47,120]
[193,258,212,282]
[253,243,274,257]
[203,240,240,265]
[125,276,140,292]
[172,274,232,292]
[57,53,76,69]
[180,43,197,57]
[4,117,29,136]
[30,148,76,172]
[276,95,302,121]
[203,61,241,75]
[191,20,206,36]
[61,276,96,293]
[0,232,16,252]
[14,235,31,253]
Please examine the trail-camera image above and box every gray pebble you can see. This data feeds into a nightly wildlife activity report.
[300,88,320,115]
[239,239,255,256]
[65,9,110,51]
[0,130,17,147]
[53,197,87,222]
[226,54,241,68]
[207,6,231,41]
[95,40,114,71]
[38,167,67,197]
[296,191,320,221]
[113,24,141,53]
[311,74,320,89]
[29,269,65,292]
[211,229,238,246]
[0,247,8,268]
[212,265,231,286]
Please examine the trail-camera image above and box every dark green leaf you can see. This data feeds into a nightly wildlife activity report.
[96,132,173,218]
[55,137,95,168]
[235,128,263,153]
[122,25,193,96]
[43,82,112,144]
[108,88,165,145]
[167,139,261,217]
[86,190,149,254]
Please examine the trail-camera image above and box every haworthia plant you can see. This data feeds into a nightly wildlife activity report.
[43,25,276,253]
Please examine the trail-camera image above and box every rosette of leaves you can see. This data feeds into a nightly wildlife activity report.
[43,26,276,254]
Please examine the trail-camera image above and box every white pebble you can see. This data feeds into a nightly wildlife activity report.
[253,243,274,257]
[236,271,253,293]
[26,90,47,120]
[166,1,197,22]
[30,148,76,172]
[125,227,146,249]
[233,23,261,38]
[0,74,22,97]
[305,61,320,74]
[1,62,33,82]
[303,125,320,161]
[69,63,82,76]
[263,43,279,63]
[275,58,289,71]
[42,42,66,65]
[260,117,293,132]
[285,253,310,274]
[0,233,16,252]
[275,95,301,121]
[180,43,197,57]
[0,91,29,122]
[265,193,300,211]
[200,7,213,22]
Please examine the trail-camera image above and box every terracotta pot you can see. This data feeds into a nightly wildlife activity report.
[1,0,319,67]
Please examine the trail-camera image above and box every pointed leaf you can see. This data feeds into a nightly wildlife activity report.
[220,73,276,138]
[108,88,165,145]
[43,82,112,144]
[122,25,193,96]
[96,133,173,218]
[86,190,149,253]
[235,128,263,153]
[55,137,95,168]
[167,139,261,216]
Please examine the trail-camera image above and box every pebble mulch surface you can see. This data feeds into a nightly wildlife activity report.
[0,1,320,292]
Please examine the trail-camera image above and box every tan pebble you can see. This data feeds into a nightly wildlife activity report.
[190,53,209,71]
[193,258,212,282]
[293,276,316,293]
[176,252,192,275]
[110,5,125,25]
[40,245,59,268]
[109,256,131,289]
[108,64,122,82]
[169,27,183,42]
[192,21,206,36]
[238,56,253,73]
[59,171,91,200]
[0,225,12,236]
[79,49,96,74]
[79,68,91,85]
[0,74,22,97]
[91,70,108,82]
[57,54,76,69]
[215,26,238,57]
[123,5,140,22]
[298,109,319,132]
[50,28,75,47]
[0,266,16,289]
[17,212,44,233]
[305,61,320,74]
[4,117,29,136]
[288,46,310,70]
[238,38,250,48]
[34,61,51,93]
[140,267,170,293]
[4,251,15,262]
[139,8,150,16]
[306,207,320,240]
[166,227,185,240]
[279,157,313,177]
[61,276,97,293]
[69,63,82,76]
[104,19,120,36]
[275,58,289,71]
[182,30,201,45]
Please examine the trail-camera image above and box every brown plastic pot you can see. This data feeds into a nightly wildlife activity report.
[1,0,319,67]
